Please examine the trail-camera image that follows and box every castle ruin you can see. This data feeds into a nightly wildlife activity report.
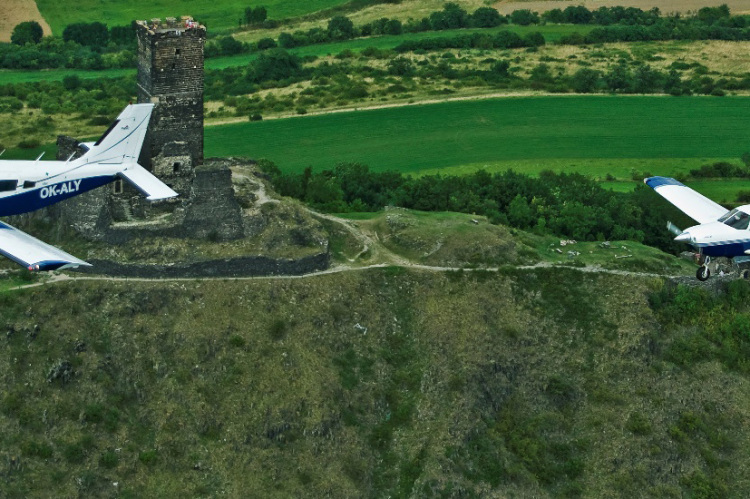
[136,17,205,197]
[46,16,330,276]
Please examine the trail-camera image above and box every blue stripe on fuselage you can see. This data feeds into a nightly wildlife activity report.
[0,176,114,217]
[701,240,750,258]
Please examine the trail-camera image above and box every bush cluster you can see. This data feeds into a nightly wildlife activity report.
[261,161,685,251]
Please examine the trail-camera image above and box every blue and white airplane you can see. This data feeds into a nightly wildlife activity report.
[645,176,750,281]
[0,103,177,271]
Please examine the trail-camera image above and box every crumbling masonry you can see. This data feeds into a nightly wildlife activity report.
[136,17,205,196]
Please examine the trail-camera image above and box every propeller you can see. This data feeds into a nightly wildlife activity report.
[667,221,682,237]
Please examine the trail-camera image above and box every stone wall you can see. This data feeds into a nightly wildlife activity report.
[182,160,245,241]
[75,252,330,278]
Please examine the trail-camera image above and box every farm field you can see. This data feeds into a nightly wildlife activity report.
[34,0,349,35]
[204,95,750,181]
[0,23,594,84]
[495,0,750,16]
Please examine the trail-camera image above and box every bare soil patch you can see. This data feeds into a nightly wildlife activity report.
[0,0,51,42]
[495,0,750,16]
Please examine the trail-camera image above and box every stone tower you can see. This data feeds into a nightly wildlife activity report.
[136,17,205,196]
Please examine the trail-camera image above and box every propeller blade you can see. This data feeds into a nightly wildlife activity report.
[667,221,682,237]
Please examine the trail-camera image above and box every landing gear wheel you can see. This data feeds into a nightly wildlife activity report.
[697,266,710,281]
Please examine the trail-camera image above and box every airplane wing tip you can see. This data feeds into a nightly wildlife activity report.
[644,176,684,189]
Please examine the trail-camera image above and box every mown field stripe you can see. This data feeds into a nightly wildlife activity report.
[204,95,750,174]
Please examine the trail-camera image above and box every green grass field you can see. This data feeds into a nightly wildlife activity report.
[205,96,750,181]
[36,0,349,34]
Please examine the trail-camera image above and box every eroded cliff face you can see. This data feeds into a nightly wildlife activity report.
[0,268,747,497]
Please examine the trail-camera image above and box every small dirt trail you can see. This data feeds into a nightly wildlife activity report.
[13,259,682,292]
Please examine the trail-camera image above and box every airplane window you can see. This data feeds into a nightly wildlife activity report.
[719,209,738,223]
[725,211,750,230]
[23,181,35,188]
[0,180,18,192]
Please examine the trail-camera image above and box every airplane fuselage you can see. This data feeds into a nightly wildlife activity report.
[0,160,119,217]
[678,207,750,258]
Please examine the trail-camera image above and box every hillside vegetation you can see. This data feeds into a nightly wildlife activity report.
[1,266,749,496]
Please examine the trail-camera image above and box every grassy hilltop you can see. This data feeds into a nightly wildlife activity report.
[1,267,750,497]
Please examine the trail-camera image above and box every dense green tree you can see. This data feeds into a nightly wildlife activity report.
[632,64,661,93]
[384,19,403,35]
[328,16,355,40]
[524,32,545,47]
[256,37,277,50]
[563,5,593,24]
[470,7,504,28]
[247,48,302,83]
[571,68,600,93]
[219,36,244,55]
[430,3,469,30]
[507,195,535,228]
[387,57,415,76]
[510,9,540,26]
[605,62,632,92]
[542,9,565,24]
[11,21,43,45]
[245,6,268,25]
[63,22,109,47]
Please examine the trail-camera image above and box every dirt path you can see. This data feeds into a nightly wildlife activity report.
[10,207,683,292]
[204,91,548,127]
[495,0,750,15]
[0,0,52,42]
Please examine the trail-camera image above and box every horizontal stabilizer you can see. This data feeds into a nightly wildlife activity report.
[643,176,728,224]
[118,164,178,201]
[0,222,90,271]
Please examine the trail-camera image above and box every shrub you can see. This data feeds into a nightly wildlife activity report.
[17,139,40,149]
[100,451,119,469]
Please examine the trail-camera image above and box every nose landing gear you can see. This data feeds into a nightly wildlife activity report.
[696,255,711,282]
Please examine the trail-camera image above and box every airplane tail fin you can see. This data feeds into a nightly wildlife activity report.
[82,103,154,165]
[118,163,178,201]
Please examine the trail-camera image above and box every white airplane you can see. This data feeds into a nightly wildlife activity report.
[0,103,176,271]
[645,176,750,281]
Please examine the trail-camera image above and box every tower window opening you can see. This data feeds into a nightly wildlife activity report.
[175,48,180,55]
[173,162,181,173]
[113,179,123,194]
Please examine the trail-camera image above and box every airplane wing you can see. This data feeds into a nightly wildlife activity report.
[0,221,90,271]
[643,176,729,224]
[118,163,178,201]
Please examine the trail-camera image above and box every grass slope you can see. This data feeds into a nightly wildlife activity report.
[205,95,750,177]
[1,270,749,496]
[35,0,349,34]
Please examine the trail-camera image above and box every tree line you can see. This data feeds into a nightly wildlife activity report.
[207,3,746,58]
[259,161,685,253]
[3,21,137,70]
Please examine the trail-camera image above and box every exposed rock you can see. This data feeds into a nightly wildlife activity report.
[46,360,73,384]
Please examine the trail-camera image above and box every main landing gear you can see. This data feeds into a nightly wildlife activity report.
[694,255,750,281]
[696,255,712,282]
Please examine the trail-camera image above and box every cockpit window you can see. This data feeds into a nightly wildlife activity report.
[721,209,750,230]
[0,180,18,192]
